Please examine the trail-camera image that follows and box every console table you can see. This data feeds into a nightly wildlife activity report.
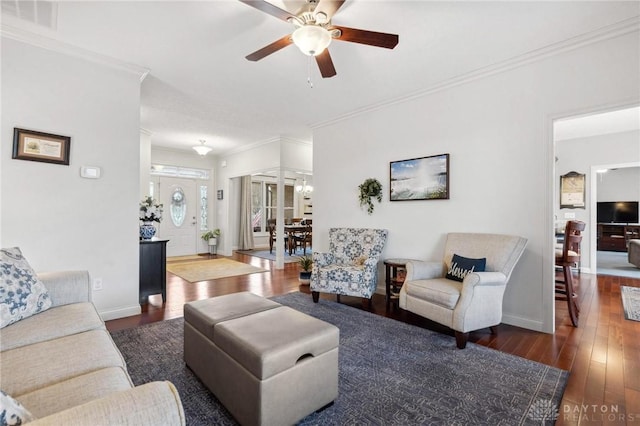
[597,224,640,252]
[139,239,168,304]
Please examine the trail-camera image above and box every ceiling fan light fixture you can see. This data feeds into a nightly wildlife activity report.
[193,139,212,156]
[292,25,332,56]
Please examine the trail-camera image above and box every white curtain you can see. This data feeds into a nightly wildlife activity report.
[238,175,255,250]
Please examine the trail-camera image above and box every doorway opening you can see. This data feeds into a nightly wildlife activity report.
[554,105,640,279]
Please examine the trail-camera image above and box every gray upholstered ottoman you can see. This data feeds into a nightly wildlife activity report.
[629,239,640,268]
[184,292,339,426]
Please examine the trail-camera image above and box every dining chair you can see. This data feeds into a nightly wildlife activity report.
[555,220,585,327]
[267,219,288,254]
[291,224,312,255]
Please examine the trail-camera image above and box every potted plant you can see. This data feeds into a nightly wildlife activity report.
[358,178,383,215]
[297,255,313,285]
[201,229,221,254]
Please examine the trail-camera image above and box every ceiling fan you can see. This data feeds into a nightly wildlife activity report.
[239,0,399,78]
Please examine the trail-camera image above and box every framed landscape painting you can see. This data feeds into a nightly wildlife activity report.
[390,153,450,201]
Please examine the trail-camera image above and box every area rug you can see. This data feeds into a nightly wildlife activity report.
[241,248,312,263]
[596,251,640,279]
[621,286,640,321]
[165,258,266,282]
[167,254,208,262]
[111,292,568,425]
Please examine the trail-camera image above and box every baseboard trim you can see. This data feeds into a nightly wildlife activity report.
[99,305,141,321]
[502,313,546,333]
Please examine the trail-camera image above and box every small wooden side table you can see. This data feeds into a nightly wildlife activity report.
[384,258,414,309]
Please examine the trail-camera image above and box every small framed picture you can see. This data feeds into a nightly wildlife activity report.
[12,128,71,166]
[390,153,450,201]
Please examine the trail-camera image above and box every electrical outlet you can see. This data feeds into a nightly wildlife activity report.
[564,212,576,219]
[93,278,103,291]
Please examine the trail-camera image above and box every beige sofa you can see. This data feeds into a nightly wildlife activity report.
[0,270,185,425]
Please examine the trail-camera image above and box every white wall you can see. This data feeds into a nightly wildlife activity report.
[597,165,640,202]
[313,31,640,333]
[1,38,143,320]
[140,130,152,199]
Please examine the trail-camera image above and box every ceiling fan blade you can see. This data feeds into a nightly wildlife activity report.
[333,26,399,49]
[238,0,296,22]
[315,49,337,78]
[246,35,293,61]
[314,0,346,19]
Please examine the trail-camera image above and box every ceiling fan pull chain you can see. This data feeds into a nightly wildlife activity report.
[307,56,314,89]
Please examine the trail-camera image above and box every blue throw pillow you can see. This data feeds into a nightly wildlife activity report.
[1,389,35,424]
[0,247,52,328]
[445,254,486,282]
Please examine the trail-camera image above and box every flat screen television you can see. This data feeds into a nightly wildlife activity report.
[597,201,639,224]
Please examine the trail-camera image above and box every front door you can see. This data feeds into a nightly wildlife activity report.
[157,177,198,257]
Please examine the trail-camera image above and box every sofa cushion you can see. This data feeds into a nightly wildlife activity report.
[0,247,52,328]
[1,390,35,425]
[317,264,364,286]
[445,253,486,282]
[1,329,127,396]
[404,278,462,309]
[16,367,132,419]
[0,302,105,352]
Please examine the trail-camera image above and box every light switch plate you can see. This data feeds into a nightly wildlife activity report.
[80,166,101,179]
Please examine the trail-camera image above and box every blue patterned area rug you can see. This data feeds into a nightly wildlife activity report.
[621,286,640,321]
[111,292,568,425]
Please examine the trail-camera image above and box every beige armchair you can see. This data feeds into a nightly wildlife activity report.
[399,233,527,349]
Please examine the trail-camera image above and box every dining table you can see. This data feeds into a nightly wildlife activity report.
[284,224,312,255]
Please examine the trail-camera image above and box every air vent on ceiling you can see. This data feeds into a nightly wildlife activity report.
[1,1,58,30]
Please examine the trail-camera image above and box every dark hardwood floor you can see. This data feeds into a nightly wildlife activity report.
[106,252,640,425]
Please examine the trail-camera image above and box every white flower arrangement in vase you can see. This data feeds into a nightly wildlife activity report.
[139,196,163,223]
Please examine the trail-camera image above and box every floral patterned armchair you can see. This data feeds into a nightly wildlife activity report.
[311,228,388,304]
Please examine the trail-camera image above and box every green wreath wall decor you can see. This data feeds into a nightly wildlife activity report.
[358,178,383,215]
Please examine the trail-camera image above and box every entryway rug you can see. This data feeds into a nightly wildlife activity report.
[167,254,208,262]
[110,292,568,425]
[165,258,266,282]
[621,286,640,321]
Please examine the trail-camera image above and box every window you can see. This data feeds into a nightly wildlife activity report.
[251,179,294,233]
[200,185,208,231]
[170,187,187,227]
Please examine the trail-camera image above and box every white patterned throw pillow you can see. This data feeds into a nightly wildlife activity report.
[0,390,35,425]
[0,247,52,329]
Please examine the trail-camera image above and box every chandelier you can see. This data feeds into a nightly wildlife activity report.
[295,178,313,195]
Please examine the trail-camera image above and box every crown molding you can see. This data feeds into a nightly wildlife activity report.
[0,23,150,81]
[312,16,640,130]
